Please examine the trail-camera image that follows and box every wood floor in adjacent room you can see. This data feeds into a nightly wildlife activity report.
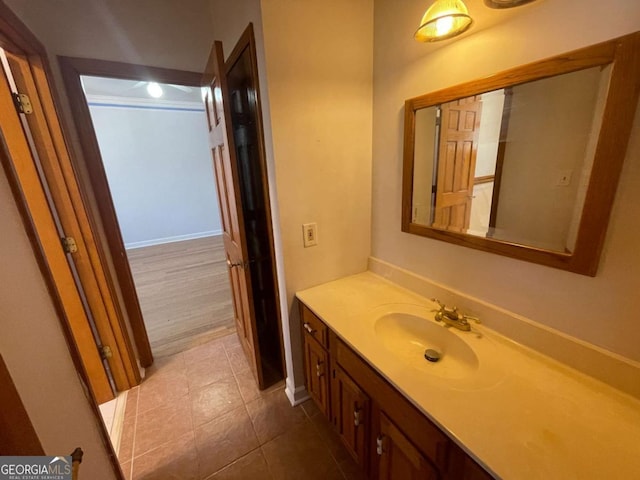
[126,235,235,357]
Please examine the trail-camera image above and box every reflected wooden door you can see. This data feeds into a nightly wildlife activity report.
[433,96,482,232]
[202,41,264,387]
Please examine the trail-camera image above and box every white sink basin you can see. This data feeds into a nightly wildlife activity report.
[374,311,479,379]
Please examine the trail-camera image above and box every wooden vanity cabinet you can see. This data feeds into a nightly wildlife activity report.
[299,303,494,480]
[334,332,451,478]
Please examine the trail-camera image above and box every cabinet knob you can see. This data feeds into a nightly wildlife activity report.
[303,322,316,334]
[376,435,385,455]
[354,409,362,427]
[316,362,324,377]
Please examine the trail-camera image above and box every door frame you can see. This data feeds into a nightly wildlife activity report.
[0,2,143,400]
[58,57,203,367]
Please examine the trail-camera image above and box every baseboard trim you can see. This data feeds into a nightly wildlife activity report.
[125,230,222,250]
[368,256,640,399]
[284,377,309,406]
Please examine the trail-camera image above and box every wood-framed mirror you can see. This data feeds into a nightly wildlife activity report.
[402,32,640,276]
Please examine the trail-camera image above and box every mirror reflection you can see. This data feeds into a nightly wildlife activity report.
[412,65,611,253]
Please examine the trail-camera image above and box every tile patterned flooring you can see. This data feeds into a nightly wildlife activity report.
[117,334,365,479]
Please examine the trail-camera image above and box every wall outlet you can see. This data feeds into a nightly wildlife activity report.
[302,223,318,247]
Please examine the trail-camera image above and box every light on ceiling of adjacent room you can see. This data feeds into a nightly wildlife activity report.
[146,82,163,98]
[415,0,473,42]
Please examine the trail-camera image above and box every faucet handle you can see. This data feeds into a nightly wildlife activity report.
[431,298,445,309]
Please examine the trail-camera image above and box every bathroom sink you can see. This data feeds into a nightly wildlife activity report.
[374,311,479,379]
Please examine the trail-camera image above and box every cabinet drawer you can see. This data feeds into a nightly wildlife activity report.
[301,305,329,348]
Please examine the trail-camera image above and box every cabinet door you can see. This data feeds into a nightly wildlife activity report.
[377,412,438,480]
[333,365,370,467]
[304,335,330,416]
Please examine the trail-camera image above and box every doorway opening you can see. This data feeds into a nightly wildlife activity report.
[80,74,235,358]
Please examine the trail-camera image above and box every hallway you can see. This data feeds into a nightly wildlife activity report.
[116,334,363,479]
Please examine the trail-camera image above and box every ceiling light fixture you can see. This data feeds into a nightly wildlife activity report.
[415,0,473,43]
[483,0,537,8]
[146,82,163,98]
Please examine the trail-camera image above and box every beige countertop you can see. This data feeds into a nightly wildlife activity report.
[296,272,640,480]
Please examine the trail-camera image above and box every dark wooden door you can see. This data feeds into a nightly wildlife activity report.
[433,96,482,232]
[202,41,264,387]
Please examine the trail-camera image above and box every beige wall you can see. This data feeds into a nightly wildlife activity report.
[372,0,640,361]
[0,167,117,478]
[260,0,374,395]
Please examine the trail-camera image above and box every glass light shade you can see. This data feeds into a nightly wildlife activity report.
[484,0,537,8]
[415,0,472,42]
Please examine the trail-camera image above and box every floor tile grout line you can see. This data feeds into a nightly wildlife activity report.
[258,443,276,480]
[202,445,265,480]
[302,401,354,480]
[127,387,140,479]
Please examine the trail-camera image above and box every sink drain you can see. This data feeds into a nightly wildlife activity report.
[424,349,441,363]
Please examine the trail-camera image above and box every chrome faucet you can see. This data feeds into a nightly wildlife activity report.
[431,299,480,332]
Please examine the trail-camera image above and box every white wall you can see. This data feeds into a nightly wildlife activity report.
[0,167,117,478]
[87,97,221,248]
[372,0,640,362]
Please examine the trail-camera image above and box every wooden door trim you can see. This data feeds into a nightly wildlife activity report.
[57,57,202,368]
[2,3,141,391]
[224,23,286,376]
[6,51,140,390]
[1,57,116,406]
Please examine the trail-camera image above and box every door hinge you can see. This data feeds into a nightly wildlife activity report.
[12,92,34,115]
[61,236,78,253]
[100,345,113,360]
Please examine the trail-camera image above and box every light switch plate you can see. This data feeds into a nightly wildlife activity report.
[302,223,318,247]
